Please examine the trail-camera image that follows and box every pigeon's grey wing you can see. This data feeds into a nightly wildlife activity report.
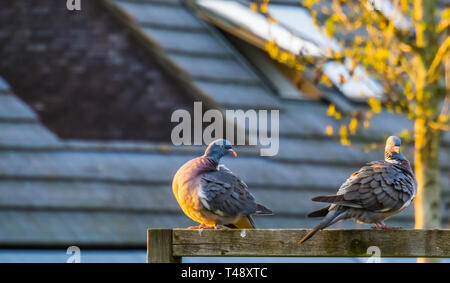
[314,161,415,212]
[199,165,258,217]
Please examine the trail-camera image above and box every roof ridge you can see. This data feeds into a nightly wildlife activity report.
[0,76,11,92]
[140,22,207,32]
[165,48,234,59]
[100,0,221,109]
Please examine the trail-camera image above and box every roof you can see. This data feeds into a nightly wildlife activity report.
[0,0,448,248]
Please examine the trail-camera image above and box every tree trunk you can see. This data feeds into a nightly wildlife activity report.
[413,0,441,230]
[414,117,441,263]
[414,117,441,230]
[413,0,442,263]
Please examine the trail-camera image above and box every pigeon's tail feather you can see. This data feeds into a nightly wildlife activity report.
[226,215,255,229]
[312,194,344,204]
[299,210,347,244]
[312,195,362,209]
[299,225,322,245]
[307,206,330,218]
[255,203,274,215]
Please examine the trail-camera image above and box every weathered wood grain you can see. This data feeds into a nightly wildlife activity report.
[148,229,181,263]
[170,229,450,258]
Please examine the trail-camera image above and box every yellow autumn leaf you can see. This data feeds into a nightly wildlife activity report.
[327,104,336,116]
[327,104,343,120]
[339,125,351,146]
[159,144,171,153]
[321,74,333,87]
[267,16,278,24]
[368,97,382,113]
[340,129,348,139]
[265,41,279,59]
[349,118,358,135]
[260,3,268,14]
[407,111,414,120]
[302,0,319,8]
[363,120,371,128]
[399,129,411,143]
[354,36,363,45]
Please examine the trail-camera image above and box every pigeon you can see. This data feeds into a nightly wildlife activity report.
[172,139,273,229]
[299,136,416,244]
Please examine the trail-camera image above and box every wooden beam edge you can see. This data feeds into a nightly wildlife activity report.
[169,229,450,258]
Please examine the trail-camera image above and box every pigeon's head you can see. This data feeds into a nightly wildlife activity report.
[385,136,406,163]
[204,139,237,163]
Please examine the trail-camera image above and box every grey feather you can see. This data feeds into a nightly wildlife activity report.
[199,166,259,216]
[302,136,417,243]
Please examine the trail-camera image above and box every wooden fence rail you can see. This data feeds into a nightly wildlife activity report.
[147,229,450,263]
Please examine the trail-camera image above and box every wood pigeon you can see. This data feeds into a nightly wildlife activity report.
[300,136,417,244]
[172,139,273,229]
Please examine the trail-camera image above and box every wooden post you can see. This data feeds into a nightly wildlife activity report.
[412,0,442,263]
[147,229,181,263]
[147,229,450,260]
[171,229,450,258]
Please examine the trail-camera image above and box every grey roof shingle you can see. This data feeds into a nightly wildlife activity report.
[195,81,281,108]
[0,123,59,148]
[0,94,38,121]
[168,53,259,83]
[115,0,203,30]
[112,0,280,109]
[0,76,10,92]
[142,27,231,56]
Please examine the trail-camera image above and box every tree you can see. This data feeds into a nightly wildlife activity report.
[257,0,449,237]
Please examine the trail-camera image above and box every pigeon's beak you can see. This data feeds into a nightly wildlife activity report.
[228,149,237,157]
[393,146,400,154]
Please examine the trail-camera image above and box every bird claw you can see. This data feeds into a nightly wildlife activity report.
[202,225,217,230]
[188,224,206,229]
[187,225,203,229]
[188,224,216,229]
[200,225,226,229]
[372,223,400,230]
[213,225,227,229]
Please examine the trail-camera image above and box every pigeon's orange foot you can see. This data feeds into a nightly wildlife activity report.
[373,223,400,230]
[188,224,216,229]
[202,225,216,229]
[188,224,206,229]
[187,226,202,229]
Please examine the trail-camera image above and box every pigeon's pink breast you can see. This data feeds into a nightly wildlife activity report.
[172,156,219,223]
